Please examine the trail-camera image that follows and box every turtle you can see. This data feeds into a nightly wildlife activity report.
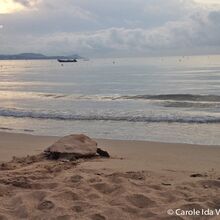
[45,134,110,160]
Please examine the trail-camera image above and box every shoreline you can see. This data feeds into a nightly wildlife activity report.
[0,131,220,172]
[2,130,220,147]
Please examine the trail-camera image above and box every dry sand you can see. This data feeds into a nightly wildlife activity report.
[0,131,220,220]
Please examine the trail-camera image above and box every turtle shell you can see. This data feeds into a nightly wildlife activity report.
[45,134,97,158]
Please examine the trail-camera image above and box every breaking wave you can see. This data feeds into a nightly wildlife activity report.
[119,94,220,102]
[2,91,220,104]
[39,93,220,104]
[0,107,220,123]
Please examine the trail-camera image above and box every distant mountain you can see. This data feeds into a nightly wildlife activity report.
[0,53,83,60]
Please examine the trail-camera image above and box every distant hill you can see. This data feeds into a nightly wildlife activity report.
[0,53,83,60]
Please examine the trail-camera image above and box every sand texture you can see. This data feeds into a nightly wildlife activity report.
[0,132,220,219]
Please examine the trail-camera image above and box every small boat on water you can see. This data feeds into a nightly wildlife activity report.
[57,59,77,63]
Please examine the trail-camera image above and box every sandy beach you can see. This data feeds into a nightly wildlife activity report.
[1,0,220,219]
[0,132,220,219]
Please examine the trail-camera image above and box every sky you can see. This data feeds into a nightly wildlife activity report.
[0,0,220,57]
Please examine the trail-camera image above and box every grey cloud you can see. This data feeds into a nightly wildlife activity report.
[32,11,220,56]
[3,0,196,35]
[0,0,220,57]
[13,0,39,7]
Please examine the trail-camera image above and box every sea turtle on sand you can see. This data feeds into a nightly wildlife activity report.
[45,134,110,160]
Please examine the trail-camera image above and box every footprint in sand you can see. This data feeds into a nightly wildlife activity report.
[56,215,72,220]
[140,210,157,218]
[37,200,54,210]
[157,191,178,203]
[147,184,163,191]
[90,213,106,220]
[72,205,84,213]
[89,177,103,183]
[92,183,119,194]
[126,194,156,208]
[71,201,93,213]
[121,205,139,214]
[105,173,124,184]
[70,175,83,183]
[87,193,101,200]
[52,189,79,201]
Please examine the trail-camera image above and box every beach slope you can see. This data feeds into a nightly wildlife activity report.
[0,132,220,219]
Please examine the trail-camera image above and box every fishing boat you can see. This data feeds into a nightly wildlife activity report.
[57,59,77,63]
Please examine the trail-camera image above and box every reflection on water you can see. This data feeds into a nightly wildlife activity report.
[0,55,220,144]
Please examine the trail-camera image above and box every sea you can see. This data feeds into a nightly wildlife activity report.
[0,55,220,145]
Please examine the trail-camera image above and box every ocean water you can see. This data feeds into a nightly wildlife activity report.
[0,55,220,145]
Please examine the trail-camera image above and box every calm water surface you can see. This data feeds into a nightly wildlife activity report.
[0,55,220,145]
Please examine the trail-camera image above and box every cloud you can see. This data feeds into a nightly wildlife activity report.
[18,10,218,56]
[0,0,220,57]
[13,0,39,7]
